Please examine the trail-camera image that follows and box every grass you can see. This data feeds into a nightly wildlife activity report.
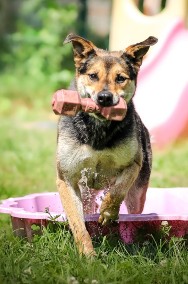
[151,141,188,187]
[0,118,56,199]
[0,227,188,284]
[0,111,188,284]
[0,226,188,284]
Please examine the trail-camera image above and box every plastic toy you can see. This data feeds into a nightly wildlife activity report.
[110,0,188,147]
[1,188,188,243]
[110,0,188,49]
[52,89,127,121]
[134,20,188,147]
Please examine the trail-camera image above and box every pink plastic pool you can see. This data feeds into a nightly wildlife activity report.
[0,188,188,243]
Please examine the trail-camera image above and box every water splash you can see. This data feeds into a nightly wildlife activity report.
[78,167,110,215]
[78,168,96,214]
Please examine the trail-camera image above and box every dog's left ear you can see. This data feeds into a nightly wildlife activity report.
[64,33,97,68]
[125,36,158,66]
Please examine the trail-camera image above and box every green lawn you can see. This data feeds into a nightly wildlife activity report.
[0,114,188,284]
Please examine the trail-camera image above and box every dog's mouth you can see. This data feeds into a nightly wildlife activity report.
[79,90,127,121]
[83,91,119,107]
[88,96,127,122]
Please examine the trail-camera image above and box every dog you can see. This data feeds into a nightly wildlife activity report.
[56,34,158,256]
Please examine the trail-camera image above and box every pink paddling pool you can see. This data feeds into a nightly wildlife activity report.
[0,188,188,243]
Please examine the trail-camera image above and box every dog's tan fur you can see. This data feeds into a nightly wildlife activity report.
[56,34,157,256]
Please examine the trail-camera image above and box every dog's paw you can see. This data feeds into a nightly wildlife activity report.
[98,207,119,226]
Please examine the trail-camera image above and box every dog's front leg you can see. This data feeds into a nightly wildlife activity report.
[57,178,95,256]
[98,160,141,225]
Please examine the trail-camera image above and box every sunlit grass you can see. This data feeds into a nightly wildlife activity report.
[151,139,188,187]
[0,118,56,199]
[0,225,188,284]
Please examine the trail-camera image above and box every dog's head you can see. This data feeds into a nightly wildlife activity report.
[64,34,157,108]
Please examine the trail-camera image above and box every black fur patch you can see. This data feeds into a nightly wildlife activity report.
[59,101,137,150]
[78,53,96,74]
[78,62,88,74]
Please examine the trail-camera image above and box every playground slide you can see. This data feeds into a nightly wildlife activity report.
[134,20,188,147]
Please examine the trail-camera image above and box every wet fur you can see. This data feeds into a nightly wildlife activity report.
[56,34,157,256]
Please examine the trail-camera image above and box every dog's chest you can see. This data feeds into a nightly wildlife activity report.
[58,136,138,189]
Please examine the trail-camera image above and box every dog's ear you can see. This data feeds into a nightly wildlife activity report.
[124,36,158,67]
[64,33,97,68]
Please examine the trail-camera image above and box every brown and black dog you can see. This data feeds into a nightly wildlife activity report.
[56,34,157,256]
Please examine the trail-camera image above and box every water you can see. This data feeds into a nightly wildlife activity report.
[78,168,110,215]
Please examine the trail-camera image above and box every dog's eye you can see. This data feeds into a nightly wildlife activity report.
[116,74,126,84]
[89,73,98,81]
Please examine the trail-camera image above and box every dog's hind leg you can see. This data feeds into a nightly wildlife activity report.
[125,154,151,214]
[57,178,95,256]
[125,182,148,214]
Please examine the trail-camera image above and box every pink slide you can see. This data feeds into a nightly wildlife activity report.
[134,20,188,147]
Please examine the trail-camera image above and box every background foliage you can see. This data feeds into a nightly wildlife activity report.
[0,1,188,283]
[0,0,78,114]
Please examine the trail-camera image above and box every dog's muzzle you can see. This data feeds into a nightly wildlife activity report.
[52,89,127,121]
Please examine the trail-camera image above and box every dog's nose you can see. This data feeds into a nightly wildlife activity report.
[97,91,113,107]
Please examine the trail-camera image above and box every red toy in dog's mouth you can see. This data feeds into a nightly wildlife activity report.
[52,89,127,121]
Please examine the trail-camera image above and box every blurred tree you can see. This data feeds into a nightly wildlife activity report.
[77,0,87,38]
[0,0,20,63]
[0,0,77,92]
[0,0,109,111]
